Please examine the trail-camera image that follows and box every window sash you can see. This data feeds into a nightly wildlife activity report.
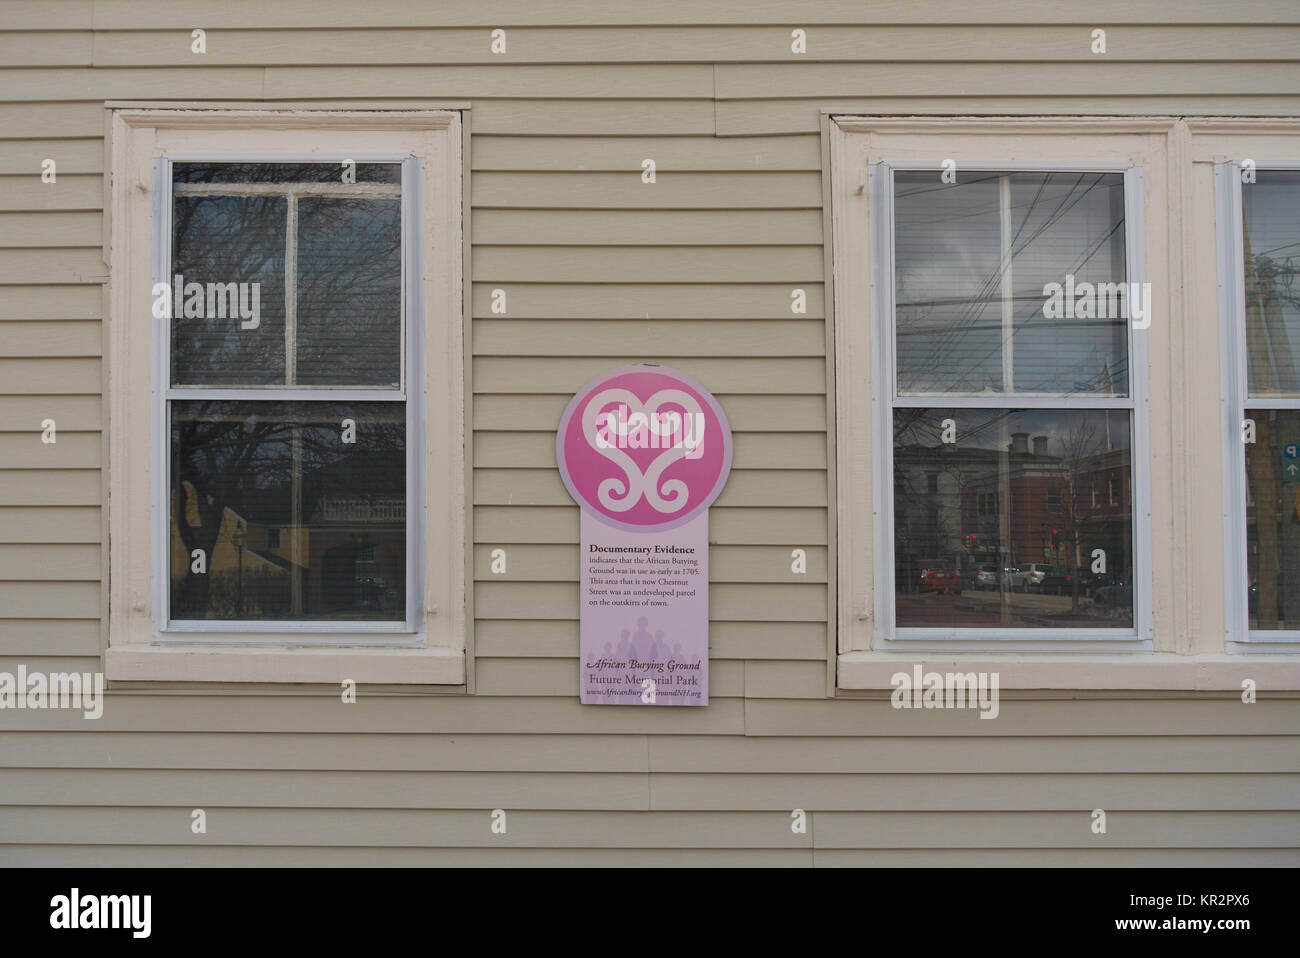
[871,161,1152,646]
[153,155,424,636]
[1219,160,1300,648]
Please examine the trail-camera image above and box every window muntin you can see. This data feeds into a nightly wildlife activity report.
[163,161,415,630]
[880,166,1142,639]
[1238,172,1300,631]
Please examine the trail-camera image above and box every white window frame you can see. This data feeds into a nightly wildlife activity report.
[837,120,1154,655]
[107,110,465,684]
[1209,121,1300,654]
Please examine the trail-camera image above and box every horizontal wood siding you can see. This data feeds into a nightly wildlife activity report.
[0,0,1297,864]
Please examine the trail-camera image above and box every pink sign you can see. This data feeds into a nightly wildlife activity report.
[556,365,733,706]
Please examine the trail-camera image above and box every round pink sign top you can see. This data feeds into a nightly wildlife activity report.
[556,365,733,531]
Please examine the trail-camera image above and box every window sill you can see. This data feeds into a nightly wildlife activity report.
[837,651,1300,691]
[105,644,464,685]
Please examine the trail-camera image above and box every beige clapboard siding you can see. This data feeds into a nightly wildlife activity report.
[0,286,101,320]
[469,100,717,135]
[0,543,98,580]
[0,846,814,866]
[0,621,98,655]
[716,62,1300,100]
[0,768,654,810]
[0,506,100,543]
[0,212,102,246]
[0,103,102,138]
[0,470,100,506]
[812,849,1300,866]
[74,26,1300,66]
[2,845,1293,867]
[475,505,827,545]
[472,246,825,283]
[473,172,822,208]
[0,321,100,357]
[474,620,829,660]
[0,98,718,137]
[0,432,98,468]
[475,394,826,431]
[471,136,822,171]
[469,284,825,319]
[262,64,714,100]
[472,209,824,245]
[473,358,826,393]
[0,581,99,617]
[4,730,1295,771]
[3,769,1296,812]
[740,698,1300,738]
[0,32,92,65]
[471,543,829,582]
[5,806,1297,848]
[718,96,1300,135]
[746,660,835,698]
[0,248,105,284]
[0,397,101,430]
[2,732,656,772]
[0,68,267,102]
[1,694,1293,738]
[0,698,751,735]
[644,772,1300,812]
[0,359,100,392]
[648,734,1300,773]
[812,811,1300,849]
[472,320,823,356]
[0,176,102,213]
[0,807,811,847]
[75,0,1300,28]
[0,140,103,176]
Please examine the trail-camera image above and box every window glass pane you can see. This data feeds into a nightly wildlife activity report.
[894,172,1002,394]
[296,197,401,386]
[171,194,287,385]
[169,161,403,388]
[1243,171,1300,398]
[1244,408,1300,628]
[169,400,406,622]
[173,162,401,185]
[894,171,1129,397]
[892,407,1133,628]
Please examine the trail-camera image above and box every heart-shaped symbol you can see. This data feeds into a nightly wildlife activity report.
[580,388,706,514]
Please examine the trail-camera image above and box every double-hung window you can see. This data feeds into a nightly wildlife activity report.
[832,118,1155,658]
[107,111,465,684]
[1218,149,1300,650]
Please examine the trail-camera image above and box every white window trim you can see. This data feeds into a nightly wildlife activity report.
[106,110,466,685]
[1206,120,1300,654]
[830,117,1300,692]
